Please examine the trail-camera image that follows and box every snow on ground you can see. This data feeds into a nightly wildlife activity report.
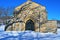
[0,25,5,31]
[0,25,60,40]
[0,30,60,40]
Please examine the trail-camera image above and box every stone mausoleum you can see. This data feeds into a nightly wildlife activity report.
[5,0,57,33]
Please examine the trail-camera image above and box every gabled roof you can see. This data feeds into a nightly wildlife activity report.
[14,0,45,12]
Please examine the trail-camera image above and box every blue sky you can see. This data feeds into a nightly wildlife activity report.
[0,0,60,20]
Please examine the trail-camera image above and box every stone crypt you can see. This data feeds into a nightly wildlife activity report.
[5,0,57,33]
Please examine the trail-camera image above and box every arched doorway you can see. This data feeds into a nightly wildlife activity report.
[25,19,35,31]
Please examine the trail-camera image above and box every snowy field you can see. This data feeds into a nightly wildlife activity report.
[0,25,60,40]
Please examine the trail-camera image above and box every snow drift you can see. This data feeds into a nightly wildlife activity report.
[0,25,60,40]
[0,30,60,40]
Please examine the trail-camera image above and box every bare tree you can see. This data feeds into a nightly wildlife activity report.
[0,7,4,17]
[0,7,14,24]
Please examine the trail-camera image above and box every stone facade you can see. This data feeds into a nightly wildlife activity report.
[5,0,57,33]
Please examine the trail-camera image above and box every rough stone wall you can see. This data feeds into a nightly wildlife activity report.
[40,23,47,33]
[35,20,57,33]
[46,20,57,33]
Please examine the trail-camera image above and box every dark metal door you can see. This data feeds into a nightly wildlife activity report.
[25,19,35,31]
